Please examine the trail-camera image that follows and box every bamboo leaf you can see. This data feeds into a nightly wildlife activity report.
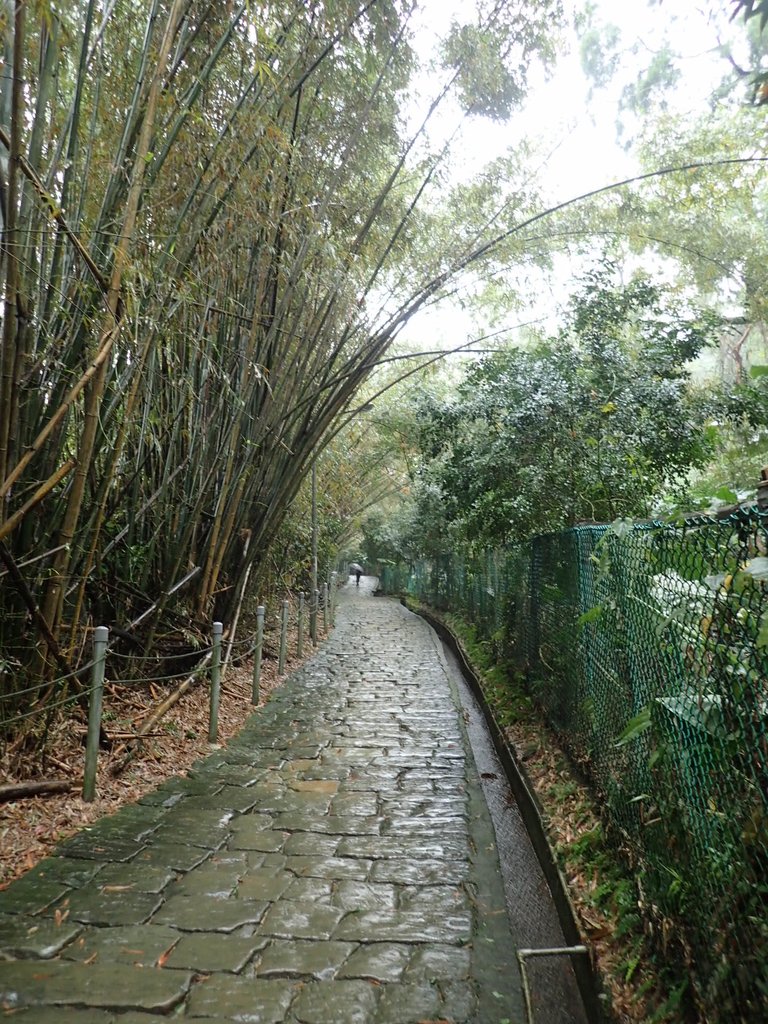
[615,706,652,747]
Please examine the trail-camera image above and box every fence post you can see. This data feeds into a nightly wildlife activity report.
[278,599,289,675]
[208,621,222,742]
[311,589,319,645]
[322,582,329,631]
[83,626,109,802]
[758,466,768,509]
[252,605,264,705]
[297,592,304,659]
[330,572,337,626]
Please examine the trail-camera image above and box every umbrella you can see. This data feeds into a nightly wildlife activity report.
[349,562,364,573]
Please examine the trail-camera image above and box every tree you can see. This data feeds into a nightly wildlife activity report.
[0,0,427,722]
[411,266,728,545]
[0,0,567,744]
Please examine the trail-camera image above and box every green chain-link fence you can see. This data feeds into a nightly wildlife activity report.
[380,506,768,1023]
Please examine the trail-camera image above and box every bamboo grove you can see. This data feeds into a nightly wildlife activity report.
[0,0,566,743]
[3,0,764,749]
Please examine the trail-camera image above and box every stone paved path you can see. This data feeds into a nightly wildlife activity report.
[0,581,532,1023]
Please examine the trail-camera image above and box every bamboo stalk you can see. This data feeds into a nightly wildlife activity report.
[0,459,75,543]
[0,325,118,501]
[39,0,188,642]
[0,780,73,803]
[0,126,109,296]
[39,0,97,329]
[0,0,26,489]
[0,541,74,683]
[68,327,160,639]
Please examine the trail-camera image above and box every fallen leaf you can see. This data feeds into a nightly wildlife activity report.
[156,942,177,968]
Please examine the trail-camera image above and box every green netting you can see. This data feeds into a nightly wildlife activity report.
[380,506,768,1022]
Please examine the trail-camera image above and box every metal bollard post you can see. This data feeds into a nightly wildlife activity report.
[252,605,264,705]
[278,599,289,675]
[517,946,589,1024]
[330,571,338,626]
[310,589,319,645]
[322,582,329,631]
[208,621,223,743]
[297,593,304,659]
[83,626,109,802]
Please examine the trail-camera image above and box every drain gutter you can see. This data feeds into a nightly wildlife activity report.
[518,946,591,1024]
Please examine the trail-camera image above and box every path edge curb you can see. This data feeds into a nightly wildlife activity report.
[410,602,607,1024]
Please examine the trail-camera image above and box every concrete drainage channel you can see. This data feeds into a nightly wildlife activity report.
[417,606,605,1024]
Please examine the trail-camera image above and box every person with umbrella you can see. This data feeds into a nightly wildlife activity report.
[349,562,364,585]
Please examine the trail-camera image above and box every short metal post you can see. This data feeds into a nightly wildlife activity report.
[322,582,329,631]
[83,626,109,802]
[208,621,223,742]
[310,588,319,645]
[278,599,289,675]
[252,605,264,705]
[297,593,304,659]
[516,946,589,1024]
[330,572,338,625]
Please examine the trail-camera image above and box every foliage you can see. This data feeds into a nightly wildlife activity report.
[680,372,768,511]
[732,0,768,32]
[271,407,411,593]
[0,0,566,741]
[579,1,768,127]
[630,106,768,320]
[441,0,562,120]
[412,265,728,545]
[578,19,622,93]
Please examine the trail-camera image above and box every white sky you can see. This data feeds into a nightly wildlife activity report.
[395,0,745,351]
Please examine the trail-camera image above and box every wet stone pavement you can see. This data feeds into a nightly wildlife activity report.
[0,580,528,1023]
